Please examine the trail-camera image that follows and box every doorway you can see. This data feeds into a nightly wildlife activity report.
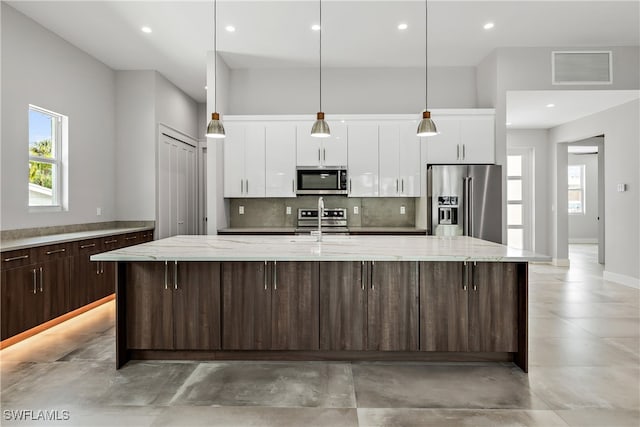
[566,137,605,265]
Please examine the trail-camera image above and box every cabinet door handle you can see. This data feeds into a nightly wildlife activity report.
[4,254,29,262]
[463,144,466,160]
[39,267,43,292]
[264,261,268,290]
[80,243,96,249]
[124,236,137,241]
[370,261,375,290]
[323,148,326,161]
[318,149,321,162]
[395,179,399,193]
[240,179,244,194]
[174,261,178,290]
[401,179,404,193]
[245,179,249,194]
[457,144,460,160]
[32,269,37,294]
[349,179,352,193]
[104,239,118,244]
[273,260,277,290]
[46,248,66,255]
[472,261,477,291]
[164,261,168,290]
[463,261,468,291]
[292,180,295,193]
[361,261,365,291]
[100,261,104,274]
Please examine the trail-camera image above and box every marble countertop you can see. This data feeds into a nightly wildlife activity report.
[1,227,154,252]
[218,227,427,235]
[91,235,550,263]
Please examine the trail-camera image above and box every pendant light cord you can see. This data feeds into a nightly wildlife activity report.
[425,0,428,109]
[214,0,217,113]
[319,0,322,113]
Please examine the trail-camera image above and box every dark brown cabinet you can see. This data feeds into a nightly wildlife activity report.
[126,261,221,350]
[419,262,519,352]
[70,238,104,310]
[319,261,367,350]
[222,261,319,351]
[1,250,69,340]
[367,261,419,351]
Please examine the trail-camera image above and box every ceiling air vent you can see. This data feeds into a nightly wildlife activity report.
[552,51,612,85]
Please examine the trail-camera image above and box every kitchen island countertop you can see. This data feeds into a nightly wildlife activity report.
[92,234,549,263]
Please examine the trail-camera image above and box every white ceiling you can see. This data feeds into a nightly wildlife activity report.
[506,90,640,129]
[7,0,639,105]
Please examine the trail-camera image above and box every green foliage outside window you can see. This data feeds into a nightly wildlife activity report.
[29,139,53,189]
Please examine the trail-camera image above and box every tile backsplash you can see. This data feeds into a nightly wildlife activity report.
[228,197,416,228]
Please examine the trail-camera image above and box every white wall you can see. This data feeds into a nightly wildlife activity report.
[1,4,116,230]
[115,71,156,221]
[115,70,198,221]
[568,153,599,243]
[228,66,477,114]
[479,46,640,248]
[550,99,640,285]
[507,129,550,255]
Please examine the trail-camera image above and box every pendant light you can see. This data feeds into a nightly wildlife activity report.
[416,0,438,137]
[206,0,226,139]
[311,0,330,138]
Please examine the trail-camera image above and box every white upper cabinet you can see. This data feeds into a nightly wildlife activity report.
[296,122,348,167]
[223,124,266,198]
[265,123,296,197]
[347,123,379,197]
[425,113,495,164]
[379,123,421,197]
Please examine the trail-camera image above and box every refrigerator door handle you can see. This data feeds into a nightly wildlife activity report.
[468,176,473,237]
[462,177,468,236]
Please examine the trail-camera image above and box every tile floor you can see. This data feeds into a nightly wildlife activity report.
[1,245,638,426]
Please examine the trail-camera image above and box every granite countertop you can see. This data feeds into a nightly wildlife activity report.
[92,235,550,263]
[1,226,154,252]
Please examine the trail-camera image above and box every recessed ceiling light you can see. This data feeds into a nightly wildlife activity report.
[311,24,321,31]
[483,22,494,30]
[141,26,152,34]
[225,25,236,32]
[398,23,408,30]
[205,86,208,90]
[506,122,512,126]
[546,103,555,108]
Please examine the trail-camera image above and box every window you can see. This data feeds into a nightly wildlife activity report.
[568,165,586,214]
[28,105,66,208]
[506,149,533,251]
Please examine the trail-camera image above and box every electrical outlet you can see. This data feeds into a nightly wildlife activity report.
[239,206,245,215]
[96,207,102,216]
[400,206,406,215]
[353,206,359,215]
[286,206,292,215]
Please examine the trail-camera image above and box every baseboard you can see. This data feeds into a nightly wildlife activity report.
[603,271,640,289]
[552,258,570,267]
[568,238,598,244]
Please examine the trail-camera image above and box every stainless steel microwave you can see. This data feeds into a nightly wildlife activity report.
[296,167,348,195]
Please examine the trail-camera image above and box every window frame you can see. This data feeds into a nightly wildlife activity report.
[568,164,586,215]
[28,104,65,210]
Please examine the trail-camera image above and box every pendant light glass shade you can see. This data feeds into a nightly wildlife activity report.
[206,0,225,139]
[311,0,330,138]
[417,0,438,137]
[311,112,330,138]
[417,111,438,137]
[206,112,226,138]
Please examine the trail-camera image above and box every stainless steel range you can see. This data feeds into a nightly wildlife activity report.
[295,208,349,235]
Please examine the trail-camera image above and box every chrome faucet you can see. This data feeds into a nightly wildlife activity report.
[317,196,324,242]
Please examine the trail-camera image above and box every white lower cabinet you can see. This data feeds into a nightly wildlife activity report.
[223,124,266,198]
[347,124,379,197]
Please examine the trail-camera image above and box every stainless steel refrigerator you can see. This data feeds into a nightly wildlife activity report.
[427,164,502,244]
